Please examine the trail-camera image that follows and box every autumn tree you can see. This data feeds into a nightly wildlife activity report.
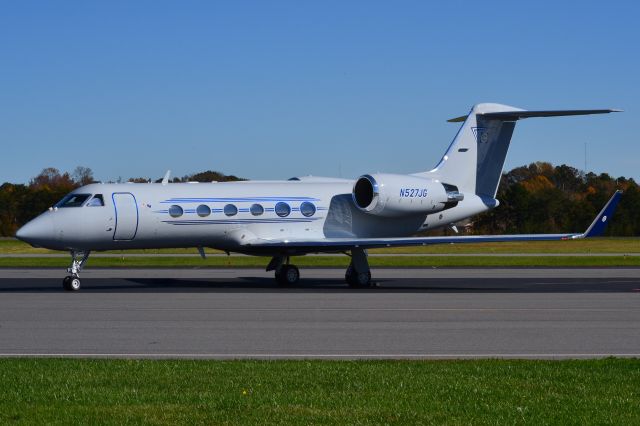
[72,166,95,186]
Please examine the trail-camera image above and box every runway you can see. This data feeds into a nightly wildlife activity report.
[0,268,639,359]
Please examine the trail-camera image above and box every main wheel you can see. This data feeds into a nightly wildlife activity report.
[276,265,300,286]
[345,264,371,288]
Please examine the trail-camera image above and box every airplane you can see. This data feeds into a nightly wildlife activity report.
[15,103,622,291]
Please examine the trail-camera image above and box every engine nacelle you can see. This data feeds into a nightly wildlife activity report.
[352,173,463,217]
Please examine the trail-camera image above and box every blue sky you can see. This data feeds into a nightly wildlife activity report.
[1,1,638,183]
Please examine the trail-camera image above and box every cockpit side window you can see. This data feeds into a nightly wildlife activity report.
[87,194,104,207]
[55,193,91,208]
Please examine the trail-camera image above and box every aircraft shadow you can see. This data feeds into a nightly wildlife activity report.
[0,277,638,293]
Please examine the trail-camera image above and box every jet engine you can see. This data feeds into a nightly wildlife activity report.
[352,173,463,217]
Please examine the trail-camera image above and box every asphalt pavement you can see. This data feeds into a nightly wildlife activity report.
[0,267,638,359]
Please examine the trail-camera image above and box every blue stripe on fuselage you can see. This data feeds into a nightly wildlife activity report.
[160,196,321,203]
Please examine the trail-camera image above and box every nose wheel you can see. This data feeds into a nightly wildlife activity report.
[63,251,90,291]
[63,276,82,291]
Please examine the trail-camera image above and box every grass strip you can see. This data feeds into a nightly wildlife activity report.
[0,358,638,424]
[1,237,639,255]
[0,255,639,268]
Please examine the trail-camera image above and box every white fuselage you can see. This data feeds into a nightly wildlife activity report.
[22,180,493,254]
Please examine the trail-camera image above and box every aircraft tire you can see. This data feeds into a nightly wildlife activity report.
[345,264,371,288]
[69,277,81,291]
[276,265,300,286]
[62,276,72,291]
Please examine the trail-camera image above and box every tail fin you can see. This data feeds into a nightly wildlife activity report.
[417,103,620,198]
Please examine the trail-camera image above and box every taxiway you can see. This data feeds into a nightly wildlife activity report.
[0,268,638,359]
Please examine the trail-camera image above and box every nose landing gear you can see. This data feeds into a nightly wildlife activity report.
[63,251,90,291]
[62,276,82,291]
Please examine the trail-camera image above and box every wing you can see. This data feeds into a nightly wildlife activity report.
[243,191,622,252]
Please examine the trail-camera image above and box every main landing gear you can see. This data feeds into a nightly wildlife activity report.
[345,248,372,288]
[276,264,300,286]
[267,248,372,288]
[63,251,90,291]
[267,255,301,286]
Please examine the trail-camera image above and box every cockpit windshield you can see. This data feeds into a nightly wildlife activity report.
[87,194,104,207]
[55,193,92,208]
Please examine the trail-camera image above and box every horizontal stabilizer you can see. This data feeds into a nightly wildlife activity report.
[481,109,622,121]
[446,115,468,123]
[448,108,621,122]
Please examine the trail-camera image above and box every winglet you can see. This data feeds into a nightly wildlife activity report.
[581,190,623,238]
[161,170,171,186]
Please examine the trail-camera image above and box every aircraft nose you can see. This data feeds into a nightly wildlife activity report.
[15,215,54,247]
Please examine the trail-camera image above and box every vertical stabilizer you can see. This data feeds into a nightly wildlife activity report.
[416,103,522,198]
[416,104,618,199]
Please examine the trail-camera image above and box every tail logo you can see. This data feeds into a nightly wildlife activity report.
[472,127,489,144]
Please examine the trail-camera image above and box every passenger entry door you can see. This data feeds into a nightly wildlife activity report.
[112,193,139,240]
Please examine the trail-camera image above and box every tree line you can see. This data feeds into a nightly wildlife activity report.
[0,163,638,237]
[472,162,639,236]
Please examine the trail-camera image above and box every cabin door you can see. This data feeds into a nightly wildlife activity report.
[112,193,139,240]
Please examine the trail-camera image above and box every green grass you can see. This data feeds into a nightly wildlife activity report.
[0,254,639,268]
[0,358,638,424]
[1,237,639,255]
[3,236,638,267]
[0,239,227,255]
[369,237,640,254]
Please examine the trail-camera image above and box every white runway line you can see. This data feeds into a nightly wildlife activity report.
[0,353,639,359]
[2,307,637,312]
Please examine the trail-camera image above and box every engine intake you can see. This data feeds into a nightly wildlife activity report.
[353,175,379,212]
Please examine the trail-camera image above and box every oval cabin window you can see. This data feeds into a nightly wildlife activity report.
[300,202,316,217]
[275,202,291,217]
[196,204,211,217]
[169,205,183,218]
[224,204,238,217]
[250,203,264,216]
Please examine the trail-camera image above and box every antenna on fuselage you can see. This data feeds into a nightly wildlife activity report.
[161,170,171,186]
